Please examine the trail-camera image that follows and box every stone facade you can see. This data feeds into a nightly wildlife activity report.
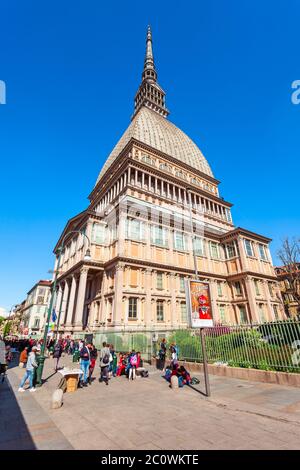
[52,27,284,335]
[21,280,51,336]
[275,265,300,319]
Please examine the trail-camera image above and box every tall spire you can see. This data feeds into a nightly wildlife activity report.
[142,26,157,82]
[132,26,169,120]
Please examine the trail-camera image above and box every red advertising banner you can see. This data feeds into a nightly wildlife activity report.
[187,280,214,328]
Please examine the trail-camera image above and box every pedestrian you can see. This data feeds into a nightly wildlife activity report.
[19,347,28,368]
[128,350,138,380]
[18,346,38,392]
[158,338,167,370]
[88,343,98,384]
[99,341,110,385]
[53,340,63,372]
[79,342,90,387]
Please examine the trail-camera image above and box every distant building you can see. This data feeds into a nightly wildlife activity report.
[22,280,52,336]
[275,265,300,319]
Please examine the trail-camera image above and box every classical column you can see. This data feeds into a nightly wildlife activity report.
[170,273,177,327]
[155,177,158,193]
[210,279,219,323]
[145,268,152,326]
[60,281,69,325]
[264,280,274,320]
[244,276,259,323]
[142,172,145,189]
[113,263,124,326]
[135,169,138,186]
[55,285,63,315]
[127,167,131,185]
[65,275,77,326]
[74,267,89,327]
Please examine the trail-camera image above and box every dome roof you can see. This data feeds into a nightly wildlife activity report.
[96,106,213,184]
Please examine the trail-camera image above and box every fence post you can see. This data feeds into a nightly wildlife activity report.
[201,328,210,397]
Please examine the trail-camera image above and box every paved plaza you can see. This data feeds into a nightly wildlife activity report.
[1,354,300,450]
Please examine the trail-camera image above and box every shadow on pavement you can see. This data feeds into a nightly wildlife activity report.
[0,360,36,450]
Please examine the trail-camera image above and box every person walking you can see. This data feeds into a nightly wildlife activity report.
[88,343,98,384]
[18,346,38,392]
[99,342,110,385]
[53,340,63,372]
[79,342,90,387]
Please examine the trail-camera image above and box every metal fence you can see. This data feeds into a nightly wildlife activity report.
[75,320,300,373]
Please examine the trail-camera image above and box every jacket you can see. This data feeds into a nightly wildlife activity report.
[26,352,38,371]
[20,350,28,363]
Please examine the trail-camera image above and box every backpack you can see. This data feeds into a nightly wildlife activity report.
[130,354,137,366]
[102,353,109,365]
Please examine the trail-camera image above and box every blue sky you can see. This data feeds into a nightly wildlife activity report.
[0,0,299,314]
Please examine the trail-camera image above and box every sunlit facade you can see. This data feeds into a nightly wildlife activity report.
[52,27,284,335]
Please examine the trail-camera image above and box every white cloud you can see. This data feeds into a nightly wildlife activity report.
[0,307,9,318]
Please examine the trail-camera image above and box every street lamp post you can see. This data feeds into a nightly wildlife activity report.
[35,230,91,387]
[187,188,211,397]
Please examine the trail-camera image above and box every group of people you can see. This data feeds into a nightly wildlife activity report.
[1,334,195,392]
[156,338,192,389]
[78,341,147,387]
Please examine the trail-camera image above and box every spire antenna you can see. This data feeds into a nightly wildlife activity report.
[132,26,169,119]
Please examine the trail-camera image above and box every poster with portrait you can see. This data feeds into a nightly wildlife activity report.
[186,280,214,328]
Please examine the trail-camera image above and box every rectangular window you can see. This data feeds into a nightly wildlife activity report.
[226,242,236,258]
[179,276,185,292]
[126,219,144,241]
[92,223,107,244]
[238,305,248,324]
[258,244,267,261]
[194,237,204,256]
[217,282,223,296]
[157,301,164,322]
[258,304,266,323]
[234,281,242,296]
[33,317,40,329]
[128,298,137,319]
[219,305,226,323]
[244,239,254,257]
[151,225,168,247]
[174,231,186,251]
[273,304,279,320]
[157,273,163,290]
[210,242,220,259]
[254,280,260,296]
[225,208,232,223]
[180,302,187,322]
[268,282,274,297]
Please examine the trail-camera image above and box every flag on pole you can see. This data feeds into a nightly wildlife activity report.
[51,309,57,322]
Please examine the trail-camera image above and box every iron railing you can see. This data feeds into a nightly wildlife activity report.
[85,320,300,373]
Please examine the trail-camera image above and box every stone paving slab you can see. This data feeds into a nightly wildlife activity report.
[4,354,300,450]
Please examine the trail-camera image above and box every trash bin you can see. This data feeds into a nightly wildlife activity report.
[72,351,80,363]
